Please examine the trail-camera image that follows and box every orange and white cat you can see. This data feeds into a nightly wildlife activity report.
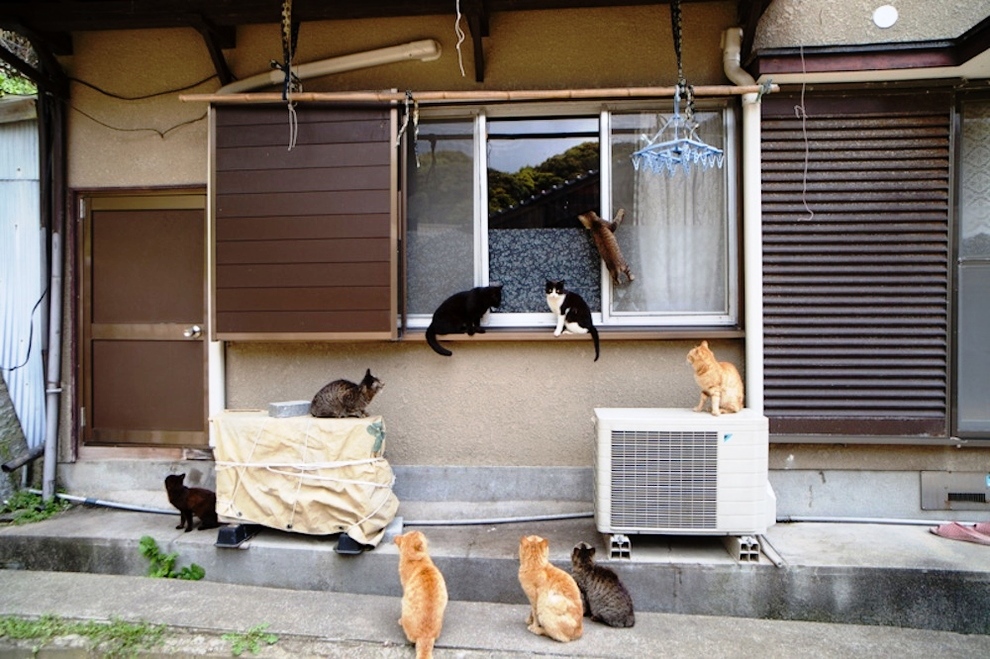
[517,535,583,643]
[687,340,744,416]
[395,531,448,659]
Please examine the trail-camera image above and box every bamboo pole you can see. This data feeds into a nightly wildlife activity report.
[179,84,777,105]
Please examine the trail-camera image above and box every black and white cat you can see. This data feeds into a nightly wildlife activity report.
[545,279,599,362]
[425,284,503,356]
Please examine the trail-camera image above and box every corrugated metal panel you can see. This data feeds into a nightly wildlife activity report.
[761,92,951,436]
[0,112,46,450]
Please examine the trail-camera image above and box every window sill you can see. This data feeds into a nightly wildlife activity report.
[400,327,743,343]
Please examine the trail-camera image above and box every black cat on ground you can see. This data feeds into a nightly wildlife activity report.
[164,473,219,532]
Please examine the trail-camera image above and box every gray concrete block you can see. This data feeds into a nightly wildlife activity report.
[268,400,311,418]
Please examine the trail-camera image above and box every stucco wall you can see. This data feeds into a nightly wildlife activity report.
[754,0,990,50]
[224,339,720,466]
[63,2,737,189]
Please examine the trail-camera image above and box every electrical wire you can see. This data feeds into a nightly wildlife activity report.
[0,284,48,371]
[69,104,208,138]
[68,73,218,101]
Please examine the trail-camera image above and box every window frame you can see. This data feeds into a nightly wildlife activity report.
[403,99,740,332]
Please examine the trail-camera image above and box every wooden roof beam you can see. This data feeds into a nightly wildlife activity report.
[462,0,489,83]
[185,14,235,86]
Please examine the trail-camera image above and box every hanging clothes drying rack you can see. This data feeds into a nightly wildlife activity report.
[630,0,724,177]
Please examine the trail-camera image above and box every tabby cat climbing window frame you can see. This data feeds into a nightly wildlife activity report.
[403,100,739,331]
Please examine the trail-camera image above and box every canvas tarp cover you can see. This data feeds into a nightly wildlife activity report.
[211,410,398,546]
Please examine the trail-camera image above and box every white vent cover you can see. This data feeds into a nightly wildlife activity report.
[595,408,772,536]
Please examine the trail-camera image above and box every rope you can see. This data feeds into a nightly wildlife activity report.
[794,45,815,222]
[454,0,467,77]
[278,0,300,150]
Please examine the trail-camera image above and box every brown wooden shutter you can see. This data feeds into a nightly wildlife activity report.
[213,104,396,340]
[761,90,951,437]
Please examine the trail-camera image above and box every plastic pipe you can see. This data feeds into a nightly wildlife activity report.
[778,515,980,526]
[217,39,442,95]
[402,512,593,527]
[41,230,62,499]
[28,489,177,516]
[722,27,765,413]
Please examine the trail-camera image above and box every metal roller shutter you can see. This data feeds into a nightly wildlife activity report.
[761,90,951,437]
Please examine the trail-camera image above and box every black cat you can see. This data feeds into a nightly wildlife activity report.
[164,473,219,532]
[545,279,599,361]
[425,284,502,356]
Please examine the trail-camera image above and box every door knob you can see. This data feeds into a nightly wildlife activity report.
[183,325,203,339]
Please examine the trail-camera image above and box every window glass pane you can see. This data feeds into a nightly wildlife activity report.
[487,117,601,314]
[610,110,729,317]
[960,101,990,258]
[956,99,990,434]
[407,119,475,315]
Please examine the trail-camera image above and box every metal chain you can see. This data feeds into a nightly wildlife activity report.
[670,0,684,87]
[669,0,695,125]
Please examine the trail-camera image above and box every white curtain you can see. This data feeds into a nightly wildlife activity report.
[611,110,727,316]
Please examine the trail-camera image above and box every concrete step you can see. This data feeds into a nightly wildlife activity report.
[1,501,989,635]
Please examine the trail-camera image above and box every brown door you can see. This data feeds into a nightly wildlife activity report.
[80,192,208,447]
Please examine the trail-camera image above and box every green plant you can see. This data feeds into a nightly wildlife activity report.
[0,613,165,657]
[222,623,279,656]
[0,70,36,96]
[0,490,71,525]
[138,535,206,580]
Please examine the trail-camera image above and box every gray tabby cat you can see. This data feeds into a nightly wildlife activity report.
[570,541,635,628]
[310,368,383,418]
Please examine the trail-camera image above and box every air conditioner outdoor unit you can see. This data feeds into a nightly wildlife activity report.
[594,408,774,559]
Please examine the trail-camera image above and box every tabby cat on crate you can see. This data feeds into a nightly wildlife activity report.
[310,368,383,418]
[545,279,600,361]
[425,284,502,356]
[686,340,744,415]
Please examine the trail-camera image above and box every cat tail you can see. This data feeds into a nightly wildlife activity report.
[415,638,435,659]
[589,325,600,362]
[425,324,452,357]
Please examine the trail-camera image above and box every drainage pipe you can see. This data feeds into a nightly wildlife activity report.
[28,489,177,516]
[216,39,442,95]
[31,489,982,530]
[2,445,44,473]
[402,512,593,527]
[41,231,62,499]
[778,515,979,526]
[722,27,765,414]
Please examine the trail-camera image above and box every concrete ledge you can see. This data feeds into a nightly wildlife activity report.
[2,506,989,635]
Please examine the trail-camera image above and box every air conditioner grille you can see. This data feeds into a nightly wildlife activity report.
[609,429,718,529]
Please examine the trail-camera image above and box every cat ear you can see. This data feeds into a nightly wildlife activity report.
[701,340,709,348]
